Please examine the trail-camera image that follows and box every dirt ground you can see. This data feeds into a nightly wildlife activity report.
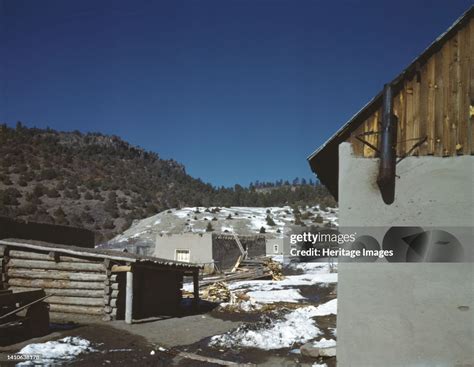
[0,264,337,366]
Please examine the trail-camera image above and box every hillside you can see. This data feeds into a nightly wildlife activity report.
[0,123,336,242]
[107,205,338,250]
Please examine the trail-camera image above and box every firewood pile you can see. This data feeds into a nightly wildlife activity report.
[263,258,284,281]
[205,282,230,302]
[188,257,286,302]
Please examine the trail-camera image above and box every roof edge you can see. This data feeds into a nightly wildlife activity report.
[307,5,474,164]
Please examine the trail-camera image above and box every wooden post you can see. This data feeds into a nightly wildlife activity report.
[192,269,199,309]
[125,268,133,324]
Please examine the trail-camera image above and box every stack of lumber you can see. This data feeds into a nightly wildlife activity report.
[199,267,269,288]
[2,249,119,320]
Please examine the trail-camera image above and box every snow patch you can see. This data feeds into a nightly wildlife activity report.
[17,337,95,365]
[209,306,322,350]
[246,289,305,303]
[313,338,336,348]
[312,298,337,316]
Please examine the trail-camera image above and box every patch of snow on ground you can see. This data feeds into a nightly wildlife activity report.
[229,271,337,293]
[17,337,95,365]
[209,306,322,350]
[173,208,194,218]
[313,338,336,348]
[312,363,328,367]
[246,289,305,303]
[312,298,337,316]
[223,261,337,306]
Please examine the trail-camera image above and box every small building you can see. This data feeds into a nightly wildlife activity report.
[265,237,284,256]
[155,232,266,272]
[308,7,473,367]
[0,238,201,324]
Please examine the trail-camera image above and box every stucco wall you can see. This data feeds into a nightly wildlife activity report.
[266,238,284,255]
[154,233,213,266]
[337,142,473,366]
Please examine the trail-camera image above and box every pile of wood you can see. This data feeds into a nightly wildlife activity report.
[263,258,284,281]
[205,282,230,302]
[195,257,284,291]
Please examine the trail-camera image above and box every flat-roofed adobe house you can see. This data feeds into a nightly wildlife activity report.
[308,7,473,367]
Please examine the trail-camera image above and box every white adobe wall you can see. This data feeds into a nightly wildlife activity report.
[336,142,473,367]
[155,232,213,266]
[266,237,284,255]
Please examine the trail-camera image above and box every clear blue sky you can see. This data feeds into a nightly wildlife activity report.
[0,0,471,187]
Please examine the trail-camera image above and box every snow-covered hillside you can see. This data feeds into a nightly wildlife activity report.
[106,205,338,248]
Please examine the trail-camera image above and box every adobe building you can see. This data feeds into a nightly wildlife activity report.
[155,232,266,273]
[308,7,473,367]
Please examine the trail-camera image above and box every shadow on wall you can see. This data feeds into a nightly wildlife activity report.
[0,216,95,248]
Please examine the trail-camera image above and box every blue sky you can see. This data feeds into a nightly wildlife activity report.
[0,0,471,187]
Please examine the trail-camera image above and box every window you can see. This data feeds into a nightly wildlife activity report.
[273,244,279,254]
[175,249,190,262]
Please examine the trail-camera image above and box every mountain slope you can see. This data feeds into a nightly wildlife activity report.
[0,124,215,242]
[107,205,339,250]
[0,123,336,243]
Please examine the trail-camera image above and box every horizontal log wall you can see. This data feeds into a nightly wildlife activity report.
[349,17,473,157]
[3,248,119,319]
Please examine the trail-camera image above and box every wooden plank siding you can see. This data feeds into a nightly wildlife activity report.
[347,17,473,157]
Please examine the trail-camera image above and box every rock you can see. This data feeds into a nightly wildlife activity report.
[300,342,320,357]
[319,347,336,357]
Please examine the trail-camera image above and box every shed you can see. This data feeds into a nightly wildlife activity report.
[0,239,202,324]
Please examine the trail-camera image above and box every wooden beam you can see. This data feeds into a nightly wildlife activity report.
[48,296,104,307]
[8,269,110,282]
[192,269,200,308]
[49,304,104,316]
[125,270,133,324]
[7,259,105,272]
[9,250,98,263]
[8,278,104,290]
[9,286,106,298]
[111,265,131,273]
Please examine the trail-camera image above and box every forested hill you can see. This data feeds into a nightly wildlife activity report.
[0,123,336,242]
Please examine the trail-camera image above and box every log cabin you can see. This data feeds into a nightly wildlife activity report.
[0,238,202,324]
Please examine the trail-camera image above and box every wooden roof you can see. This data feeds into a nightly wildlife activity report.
[307,6,473,199]
[0,238,202,270]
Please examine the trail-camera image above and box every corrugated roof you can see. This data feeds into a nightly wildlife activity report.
[0,238,202,270]
[307,6,473,199]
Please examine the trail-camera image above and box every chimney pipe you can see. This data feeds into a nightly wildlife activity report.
[377,84,398,204]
